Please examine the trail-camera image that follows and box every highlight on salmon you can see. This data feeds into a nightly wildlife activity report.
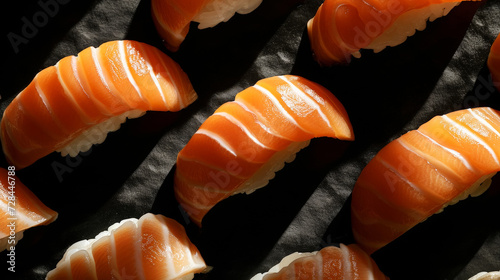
[46,213,207,280]
[488,33,500,92]
[0,167,57,251]
[250,244,389,280]
[351,107,500,254]
[1,40,197,169]
[174,75,354,226]
[307,0,480,66]
[151,0,264,52]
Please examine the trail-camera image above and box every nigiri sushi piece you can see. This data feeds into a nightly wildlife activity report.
[0,167,57,251]
[488,33,500,92]
[250,244,389,280]
[151,0,263,51]
[469,271,500,280]
[307,0,478,66]
[1,40,197,169]
[46,213,207,280]
[174,75,354,226]
[351,107,500,254]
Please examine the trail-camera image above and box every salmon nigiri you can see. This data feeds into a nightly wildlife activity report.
[174,75,354,226]
[1,40,197,169]
[488,33,500,92]
[250,244,389,280]
[151,0,263,51]
[0,167,57,251]
[46,213,207,280]
[351,107,500,254]
[307,0,478,66]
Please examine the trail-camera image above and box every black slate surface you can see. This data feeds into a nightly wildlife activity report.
[1,0,500,279]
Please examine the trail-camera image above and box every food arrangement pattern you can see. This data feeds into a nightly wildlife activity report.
[2,0,500,279]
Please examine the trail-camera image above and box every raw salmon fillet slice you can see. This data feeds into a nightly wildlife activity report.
[1,40,197,169]
[351,107,500,254]
[174,75,354,226]
[0,167,57,251]
[307,0,479,66]
[250,244,388,280]
[46,213,207,280]
[151,0,263,51]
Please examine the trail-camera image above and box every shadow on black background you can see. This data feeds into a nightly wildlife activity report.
[152,137,352,279]
[2,0,100,101]
[3,109,191,279]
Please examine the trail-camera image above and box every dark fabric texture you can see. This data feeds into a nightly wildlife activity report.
[1,0,499,279]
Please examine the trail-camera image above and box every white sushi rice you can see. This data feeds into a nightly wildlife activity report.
[250,251,317,280]
[435,173,496,214]
[193,0,263,29]
[236,140,311,195]
[469,271,500,280]
[352,2,460,58]
[56,109,145,157]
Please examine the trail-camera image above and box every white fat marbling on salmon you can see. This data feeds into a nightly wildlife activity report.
[90,47,112,93]
[278,75,331,128]
[376,155,426,196]
[232,100,291,141]
[340,243,353,280]
[195,129,237,157]
[213,112,272,150]
[442,115,500,166]
[34,79,71,136]
[54,60,93,125]
[46,214,206,280]
[135,43,169,109]
[152,47,185,109]
[118,41,145,104]
[253,84,313,135]
[415,130,476,173]
[469,108,500,138]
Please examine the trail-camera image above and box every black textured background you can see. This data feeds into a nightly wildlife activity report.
[1,0,500,279]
